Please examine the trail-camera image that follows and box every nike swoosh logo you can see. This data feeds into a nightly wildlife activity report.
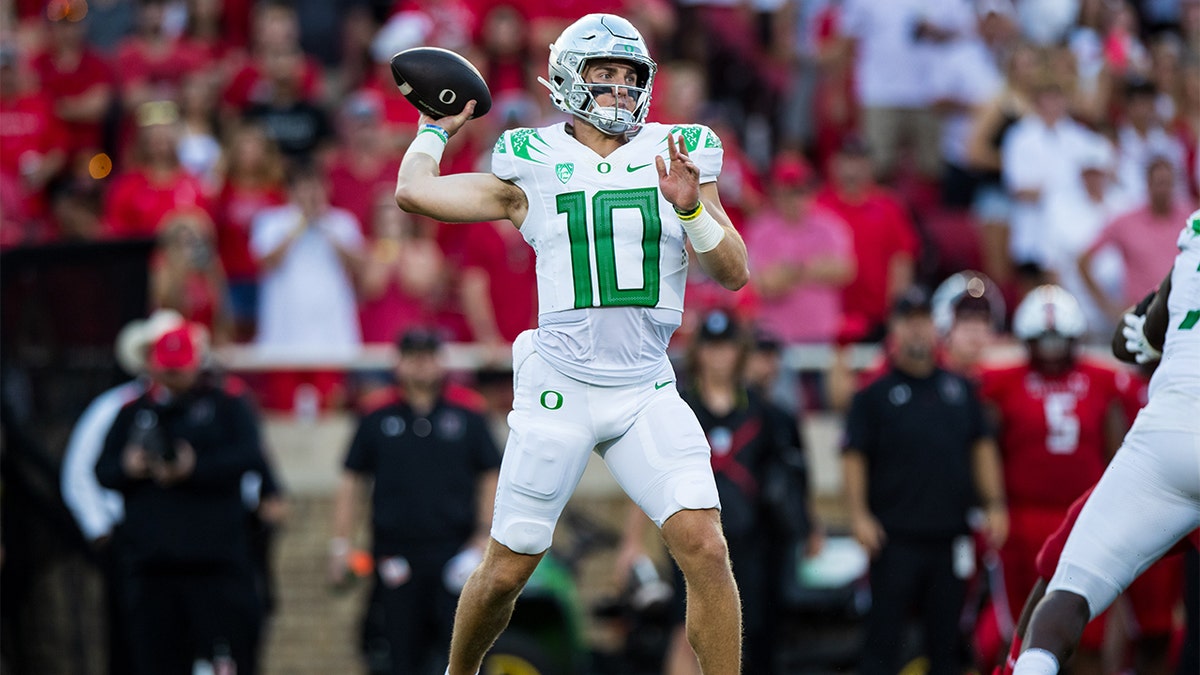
[627,162,653,173]
[654,381,673,390]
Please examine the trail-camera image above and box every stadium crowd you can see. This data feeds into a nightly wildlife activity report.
[3,0,1197,404]
[2,0,1200,673]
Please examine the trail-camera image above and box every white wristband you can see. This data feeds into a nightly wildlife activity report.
[678,203,725,253]
[405,125,449,164]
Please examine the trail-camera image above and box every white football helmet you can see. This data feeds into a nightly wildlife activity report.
[931,270,1006,336]
[538,14,656,135]
[1012,284,1087,340]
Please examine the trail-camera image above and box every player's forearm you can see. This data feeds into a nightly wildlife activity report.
[394,153,442,216]
[694,227,749,290]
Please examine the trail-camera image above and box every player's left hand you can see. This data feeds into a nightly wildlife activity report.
[656,133,700,213]
[1122,312,1162,364]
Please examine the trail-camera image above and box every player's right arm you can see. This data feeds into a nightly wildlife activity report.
[394,101,528,225]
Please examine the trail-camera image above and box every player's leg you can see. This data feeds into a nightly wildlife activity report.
[448,339,596,675]
[446,540,545,675]
[1014,429,1200,675]
[603,389,741,674]
[660,508,741,675]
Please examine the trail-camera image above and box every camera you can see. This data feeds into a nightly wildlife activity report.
[132,406,177,463]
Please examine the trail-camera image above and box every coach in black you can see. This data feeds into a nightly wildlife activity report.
[330,327,500,675]
[842,287,1007,675]
[95,323,264,675]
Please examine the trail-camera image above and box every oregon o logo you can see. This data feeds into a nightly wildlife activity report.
[439,89,457,104]
[540,390,564,410]
[597,162,611,174]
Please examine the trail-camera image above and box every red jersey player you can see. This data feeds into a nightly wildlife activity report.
[978,285,1130,674]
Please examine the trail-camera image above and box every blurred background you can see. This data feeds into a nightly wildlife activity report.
[1,0,1197,673]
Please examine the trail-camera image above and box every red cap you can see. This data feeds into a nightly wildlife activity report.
[149,325,202,371]
[771,157,817,190]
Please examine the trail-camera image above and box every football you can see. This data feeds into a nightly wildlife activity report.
[389,47,492,120]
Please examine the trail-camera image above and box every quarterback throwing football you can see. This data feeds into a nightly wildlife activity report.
[394,14,749,675]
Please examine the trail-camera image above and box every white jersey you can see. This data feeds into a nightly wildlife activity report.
[492,121,724,386]
[1135,209,1200,432]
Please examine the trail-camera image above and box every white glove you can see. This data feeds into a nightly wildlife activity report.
[443,547,483,593]
[1122,312,1161,364]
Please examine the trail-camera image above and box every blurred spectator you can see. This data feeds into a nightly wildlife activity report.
[835,0,967,182]
[327,91,400,236]
[358,193,445,345]
[976,285,1127,672]
[213,123,287,342]
[95,322,265,675]
[150,209,233,345]
[784,0,858,167]
[47,166,107,241]
[251,162,364,411]
[176,71,223,190]
[745,155,855,344]
[459,220,538,353]
[61,309,184,675]
[115,0,207,113]
[180,0,237,65]
[329,327,499,675]
[221,0,323,123]
[1078,158,1198,322]
[1040,137,1135,336]
[242,42,334,164]
[1001,76,1103,270]
[85,0,138,54]
[842,286,1007,675]
[966,42,1040,287]
[0,43,65,231]
[815,138,919,342]
[103,100,209,239]
[1017,0,1083,46]
[744,329,802,413]
[929,270,1007,380]
[929,1,1012,209]
[1114,78,1189,201]
[30,4,116,170]
[476,4,531,101]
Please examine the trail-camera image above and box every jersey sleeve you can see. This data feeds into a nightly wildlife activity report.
[672,123,724,183]
[490,129,518,182]
[490,127,554,184]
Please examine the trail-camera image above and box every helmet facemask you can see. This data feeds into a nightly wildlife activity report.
[538,14,657,136]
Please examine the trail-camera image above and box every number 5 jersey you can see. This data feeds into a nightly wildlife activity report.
[491,122,724,386]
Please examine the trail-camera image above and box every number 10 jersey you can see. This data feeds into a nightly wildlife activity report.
[491,121,725,386]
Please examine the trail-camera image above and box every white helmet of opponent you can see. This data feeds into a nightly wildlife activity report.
[538,13,656,135]
[1012,284,1088,340]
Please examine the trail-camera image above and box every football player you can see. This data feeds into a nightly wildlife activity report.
[978,285,1129,674]
[393,14,749,675]
[1012,211,1200,675]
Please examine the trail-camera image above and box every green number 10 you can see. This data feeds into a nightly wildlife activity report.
[557,188,662,309]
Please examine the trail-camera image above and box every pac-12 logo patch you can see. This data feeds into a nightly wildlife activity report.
[556,162,574,184]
